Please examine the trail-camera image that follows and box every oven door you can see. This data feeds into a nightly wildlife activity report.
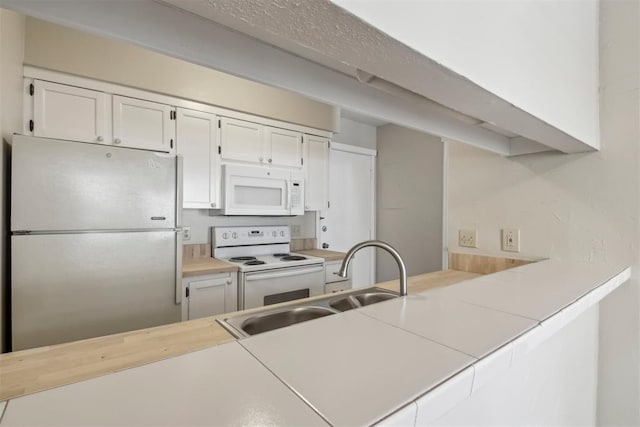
[241,264,325,309]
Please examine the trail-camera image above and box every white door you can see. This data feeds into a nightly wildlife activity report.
[266,126,302,168]
[177,108,219,209]
[321,144,376,287]
[220,117,264,164]
[303,134,329,211]
[33,80,109,144]
[112,95,175,153]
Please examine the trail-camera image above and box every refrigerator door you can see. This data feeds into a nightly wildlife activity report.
[11,135,176,231]
[12,231,181,350]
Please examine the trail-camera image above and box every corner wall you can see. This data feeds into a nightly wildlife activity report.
[376,124,443,281]
[446,1,640,423]
[0,8,25,352]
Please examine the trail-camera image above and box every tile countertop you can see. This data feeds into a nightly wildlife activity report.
[0,260,631,426]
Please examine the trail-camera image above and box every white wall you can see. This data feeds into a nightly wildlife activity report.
[332,117,377,150]
[23,17,339,133]
[0,8,25,353]
[446,1,639,423]
[335,0,599,148]
[376,124,443,281]
[434,306,599,425]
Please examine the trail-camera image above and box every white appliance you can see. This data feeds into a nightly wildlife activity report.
[212,226,324,309]
[222,164,304,216]
[10,135,183,351]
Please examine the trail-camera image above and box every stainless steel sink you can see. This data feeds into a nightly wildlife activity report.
[218,287,399,338]
[240,306,337,336]
[329,292,398,311]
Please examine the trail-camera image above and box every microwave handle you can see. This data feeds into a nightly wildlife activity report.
[286,180,291,211]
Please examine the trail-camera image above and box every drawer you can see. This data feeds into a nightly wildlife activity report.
[324,260,350,284]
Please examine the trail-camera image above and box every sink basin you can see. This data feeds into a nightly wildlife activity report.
[240,306,337,336]
[330,292,398,311]
[218,287,400,338]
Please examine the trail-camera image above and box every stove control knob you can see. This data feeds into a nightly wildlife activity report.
[272,231,277,237]
[279,230,285,237]
[232,232,238,239]
[222,232,229,239]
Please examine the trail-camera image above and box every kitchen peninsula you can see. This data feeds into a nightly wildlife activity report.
[0,258,630,426]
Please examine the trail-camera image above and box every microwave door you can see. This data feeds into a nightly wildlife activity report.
[224,175,289,215]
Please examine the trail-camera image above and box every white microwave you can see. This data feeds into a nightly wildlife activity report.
[222,164,304,216]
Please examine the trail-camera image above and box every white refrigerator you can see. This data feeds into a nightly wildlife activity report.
[11,135,183,351]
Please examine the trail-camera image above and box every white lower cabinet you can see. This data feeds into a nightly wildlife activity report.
[182,273,237,321]
[324,260,352,293]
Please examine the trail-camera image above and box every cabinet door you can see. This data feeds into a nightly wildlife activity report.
[112,95,175,153]
[33,80,109,144]
[220,117,264,164]
[187,276,231,320]
[177,108,219,209]
[265,126,303,169]
[303,135,329,211]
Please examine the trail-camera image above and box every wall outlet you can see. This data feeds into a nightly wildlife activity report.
[502,228,520,252]
[458,229,477,248]
[183,226,191,241]
[291,224,302,237]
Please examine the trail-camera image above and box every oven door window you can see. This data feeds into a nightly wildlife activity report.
[242,265,324,309]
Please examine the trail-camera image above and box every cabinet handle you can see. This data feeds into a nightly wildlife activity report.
[268,158,272,163]
[114,138,122,145]
[226,280,232,285]
[211,202,216,207]
[259,157,264,162]
[96,136,104,142]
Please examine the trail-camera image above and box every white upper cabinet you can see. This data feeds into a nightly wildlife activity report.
[220,117,264,164]
[32,80,110,144]
[112,95,175,153]
[176,108,219,209]
[303,134,329,211]
[265,126,303,169]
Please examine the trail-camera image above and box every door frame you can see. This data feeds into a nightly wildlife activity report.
[318,141,377,285]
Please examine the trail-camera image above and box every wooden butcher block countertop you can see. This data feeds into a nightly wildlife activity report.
[296,249,347,261]
[0,269,479,401]
[182,257,238,277]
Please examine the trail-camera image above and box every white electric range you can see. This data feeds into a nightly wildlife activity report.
[212,226,325,310]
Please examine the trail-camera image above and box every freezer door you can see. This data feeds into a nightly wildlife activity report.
[11,135,176,231]
[11,231,181,350]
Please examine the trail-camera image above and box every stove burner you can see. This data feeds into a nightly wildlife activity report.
[230,256,257,262]
[281,255,307,261]
[273,253,290,257]
[244,260,267,266]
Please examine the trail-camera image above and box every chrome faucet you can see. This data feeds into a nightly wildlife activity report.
[337,240,408,296]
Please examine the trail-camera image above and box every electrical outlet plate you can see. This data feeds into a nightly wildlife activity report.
[183,226,191,241]
[458,229,477,248]
[291,225,302,237]
[502,228,520,252]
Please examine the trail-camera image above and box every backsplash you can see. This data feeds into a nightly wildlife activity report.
[182,210,317,244]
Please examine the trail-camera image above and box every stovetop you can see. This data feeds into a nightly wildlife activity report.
[223,252,324,272]
[212,226,325,272]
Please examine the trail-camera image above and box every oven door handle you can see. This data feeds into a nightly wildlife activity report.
[245,265,324,281]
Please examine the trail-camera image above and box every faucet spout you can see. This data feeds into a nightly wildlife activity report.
[337,240,408,296]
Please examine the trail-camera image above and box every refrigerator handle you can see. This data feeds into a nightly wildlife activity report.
[175,155,184,305]
[176,155,183,228]
[175,228,183,305]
